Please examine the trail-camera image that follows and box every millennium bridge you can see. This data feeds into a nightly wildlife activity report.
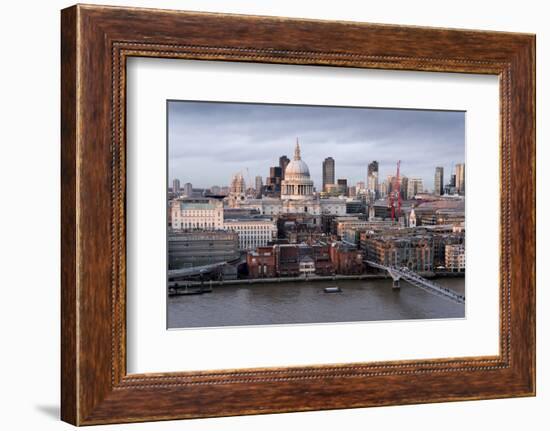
[364,260,465,305]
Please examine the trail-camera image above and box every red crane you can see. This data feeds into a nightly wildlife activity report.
[389,160,402,221]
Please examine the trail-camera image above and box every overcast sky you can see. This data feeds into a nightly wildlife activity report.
[168,100,465,192]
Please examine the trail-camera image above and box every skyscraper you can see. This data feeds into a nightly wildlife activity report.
[322,157,335,192]
[434,167,444,195]
[455,163,465,195]
[255,175,263,198]
[279,155,290,179]
[400,176,409,201]
[407,178,424,199]
[450,174,456,187]
[183,182,193,197]
[367,161,379,198]
[337,178,348,196]
[367,161,379,177]
[172,178,181,194]
[265,166,282,197]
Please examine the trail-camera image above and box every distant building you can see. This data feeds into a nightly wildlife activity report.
[170,198,224,230]
[337,179,348,196]
[329,242,364,275]
[434,167,444,196]
[400,176,409,201]
[367,161,379,198]
[168,230,239,269]
[224,218,277,250]
[255,175,263,198]
[249,243,334,277]
[322,157,335,192]
[365,235,433,272]
[247,246,277,278]
[279,155,290,179]
[183,182,193,197]
[407,178,424,199]
[172,178,181,194]
[230,173,246,195]
[445,243,465,272]
[455,163,465,195]
[281,142,314,199]
[265,166,283,197]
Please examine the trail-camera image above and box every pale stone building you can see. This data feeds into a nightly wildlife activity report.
[170,198,224,230]
[223,218,278,250]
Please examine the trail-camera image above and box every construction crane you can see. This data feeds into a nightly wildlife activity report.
[389,160,401,221]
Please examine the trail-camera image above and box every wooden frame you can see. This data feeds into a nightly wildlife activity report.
[61,4,535,425]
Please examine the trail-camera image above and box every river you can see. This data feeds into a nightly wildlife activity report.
[167,277,465,329]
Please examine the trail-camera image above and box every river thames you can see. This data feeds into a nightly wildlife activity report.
[167,277,465,329]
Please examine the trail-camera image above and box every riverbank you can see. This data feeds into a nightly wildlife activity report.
[169,271,465,291]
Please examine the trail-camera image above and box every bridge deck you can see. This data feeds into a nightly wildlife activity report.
[365,260,465,305]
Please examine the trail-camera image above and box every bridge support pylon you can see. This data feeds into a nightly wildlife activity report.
[392,278,400,290]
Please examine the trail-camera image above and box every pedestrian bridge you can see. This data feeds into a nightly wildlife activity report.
[168,261,229,279]
[364,260,465,305]
[168,256,246,280]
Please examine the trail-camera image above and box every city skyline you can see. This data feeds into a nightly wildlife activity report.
[168,100,465,191]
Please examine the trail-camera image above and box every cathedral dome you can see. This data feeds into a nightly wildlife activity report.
[281,140,314,200]
[283,141,310,179]
[284,159,310,178]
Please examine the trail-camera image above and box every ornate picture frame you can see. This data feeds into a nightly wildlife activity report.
[61,4,535,425]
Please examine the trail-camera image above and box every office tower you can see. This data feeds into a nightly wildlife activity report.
[279,155,290,179]
[322,157,335,192]
[266,166,283,197]
[367,160,379,198]
[434,167,444,195]
[367,161,379,177]
[183,182,193,197]
[337,178,348,196]
[407,178,424,199]
[255,175,263,198]
[400,176,409,200]
[172,178,180,194]
[455,163,465,195]
[450,174,456,187]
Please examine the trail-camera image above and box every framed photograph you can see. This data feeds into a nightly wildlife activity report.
[61,4,535,425]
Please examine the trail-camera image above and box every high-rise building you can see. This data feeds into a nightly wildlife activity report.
[434,167,444,196]
[172,178,181,194]
[367,161,379,177]
[455,163,465,195]
[337,178,348,196]
[322,157,335,192]
[255,175,263,198]
[279,155,290,179]
[266,166,283,197]
[183,182,193,197]
[400,176,409,200]
[367,161,379,197]
[407,178,424,199]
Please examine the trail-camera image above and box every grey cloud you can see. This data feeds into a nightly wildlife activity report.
[168,100,465,190]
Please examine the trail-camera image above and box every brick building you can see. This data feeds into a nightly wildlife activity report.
[329,242,364,275]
